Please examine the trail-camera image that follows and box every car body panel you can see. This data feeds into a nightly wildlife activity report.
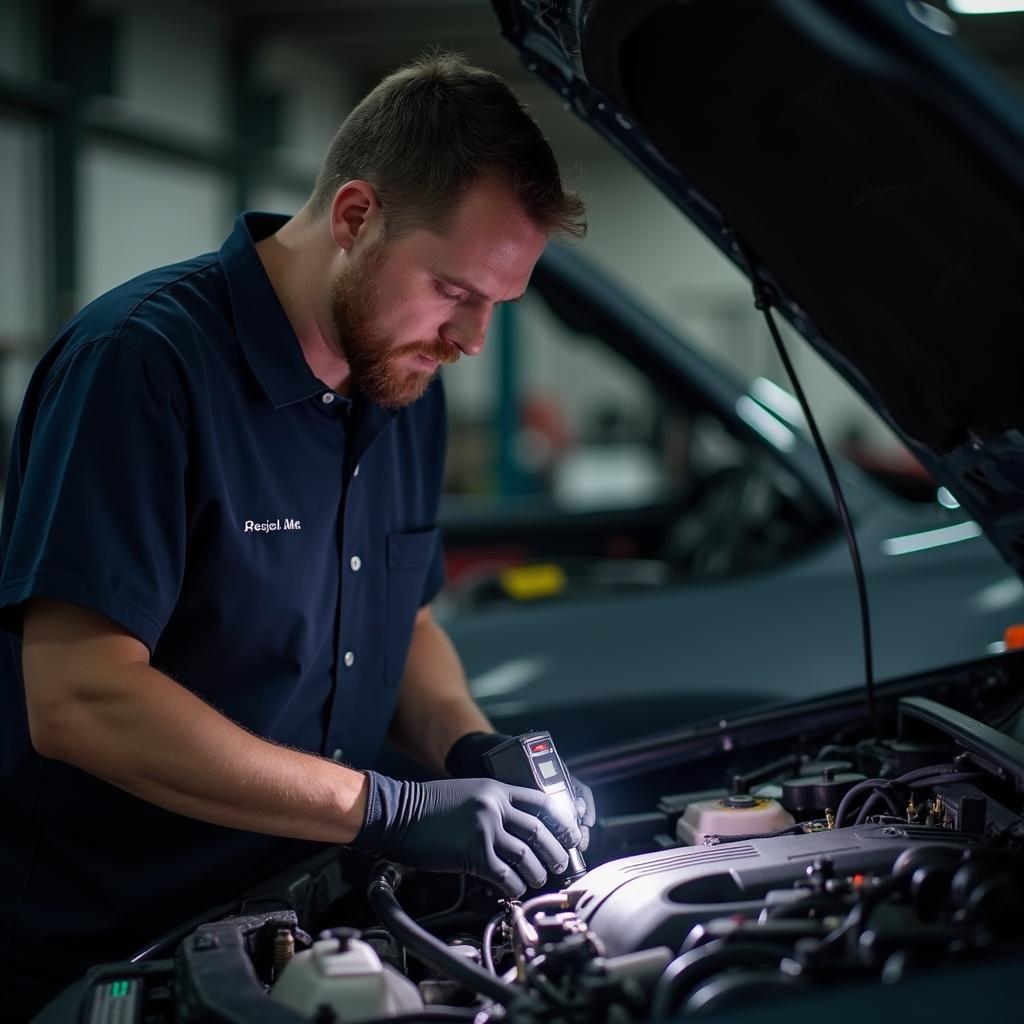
[449,504,1022,756]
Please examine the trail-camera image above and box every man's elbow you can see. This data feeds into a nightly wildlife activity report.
[22,670,99,761]
[21,597,152,763]
[24,672,106,763]
[25,697,75,760]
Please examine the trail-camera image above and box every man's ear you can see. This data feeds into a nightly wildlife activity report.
[329,180,381,251]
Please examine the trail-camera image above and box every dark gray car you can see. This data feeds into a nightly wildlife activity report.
[438,244,1024,756]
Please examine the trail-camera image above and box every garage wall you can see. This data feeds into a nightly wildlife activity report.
[79,145,228,300]
[0,118,46,432]
[0,119,46,344]
[101,0,227,145]
[75,0,355,304]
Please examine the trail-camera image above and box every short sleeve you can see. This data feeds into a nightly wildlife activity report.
[0,338,189,651]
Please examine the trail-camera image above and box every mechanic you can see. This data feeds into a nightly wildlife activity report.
[0,54,594,1020]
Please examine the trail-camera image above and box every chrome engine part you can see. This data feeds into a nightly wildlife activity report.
[570,824,978,957]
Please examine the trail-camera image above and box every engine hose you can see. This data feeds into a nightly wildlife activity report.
[513,893,571,954]
[854,789,904,825]
[894,763,959,784]
[520,892,569,918]
[650,940,783,1020]
[481,911,504,974]
[838,770,983,828]
[367,863,531,1008]
[899,772,983,791]
[834,777,890,828]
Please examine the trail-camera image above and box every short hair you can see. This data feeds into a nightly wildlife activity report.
[308,52,586,241]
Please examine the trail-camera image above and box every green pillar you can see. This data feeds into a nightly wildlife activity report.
[42,0,83,330]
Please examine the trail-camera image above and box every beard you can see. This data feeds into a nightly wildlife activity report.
[330,238,460,409]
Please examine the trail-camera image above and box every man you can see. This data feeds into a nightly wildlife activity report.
[0,54,593,1020]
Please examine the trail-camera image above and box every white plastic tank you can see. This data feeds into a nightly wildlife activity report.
[271,933,423,1021]
[676,793,795,846]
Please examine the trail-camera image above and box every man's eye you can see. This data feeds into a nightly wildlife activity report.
[433,281,463,303]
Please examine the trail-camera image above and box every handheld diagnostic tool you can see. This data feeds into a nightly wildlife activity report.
[482,731,587,880]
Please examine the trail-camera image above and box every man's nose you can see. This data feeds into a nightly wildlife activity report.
[443,303,492,357]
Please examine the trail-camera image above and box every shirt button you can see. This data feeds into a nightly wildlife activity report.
[350,555,362,572]
[321,392,335,405]
[331,748,344,762]
[344,651,355,668]
[353,464,360,477]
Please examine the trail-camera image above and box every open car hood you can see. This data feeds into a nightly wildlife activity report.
[492,0,1024,578]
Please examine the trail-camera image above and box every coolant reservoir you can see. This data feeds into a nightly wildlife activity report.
[271,933,422,1021]
[677,794,795,846]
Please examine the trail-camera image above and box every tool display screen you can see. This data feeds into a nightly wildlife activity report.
[538,759,558,780]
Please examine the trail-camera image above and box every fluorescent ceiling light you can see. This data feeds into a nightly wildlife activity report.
[735,395,796,451]
[881,520,981,556]
[749,377,806,429]
[948,1,1024,13]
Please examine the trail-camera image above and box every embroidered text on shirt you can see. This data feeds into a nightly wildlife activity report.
[243,518,302,532]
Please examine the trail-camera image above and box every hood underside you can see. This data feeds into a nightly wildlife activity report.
[493,0,1024,577]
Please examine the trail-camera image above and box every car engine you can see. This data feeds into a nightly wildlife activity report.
[57,690,1024,1024]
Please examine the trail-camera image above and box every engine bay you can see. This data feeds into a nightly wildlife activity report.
[51,676,1024,1024]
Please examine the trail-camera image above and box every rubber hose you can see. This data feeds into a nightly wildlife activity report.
[650,940,782,1020]
[481,911,503,975]
[367,864,527,1007]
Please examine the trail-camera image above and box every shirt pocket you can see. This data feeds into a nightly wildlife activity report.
[385,527,440,688]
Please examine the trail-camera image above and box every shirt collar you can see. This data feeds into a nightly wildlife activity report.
[219,211,324,410]
[218,211,401,445]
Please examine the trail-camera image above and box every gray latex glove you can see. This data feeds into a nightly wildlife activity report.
[445,730,596,852]
[570,775,596,853]
[351,772,583,897]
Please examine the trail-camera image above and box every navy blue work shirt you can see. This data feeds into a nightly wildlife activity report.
[0,212,447,1007]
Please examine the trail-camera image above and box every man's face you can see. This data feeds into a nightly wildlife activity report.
[330,177,548,408]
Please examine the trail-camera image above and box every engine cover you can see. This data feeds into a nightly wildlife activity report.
[567,824,976,957]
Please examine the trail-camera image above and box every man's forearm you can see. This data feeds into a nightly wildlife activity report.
[35,659,369,844]
[388,611,493,774]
